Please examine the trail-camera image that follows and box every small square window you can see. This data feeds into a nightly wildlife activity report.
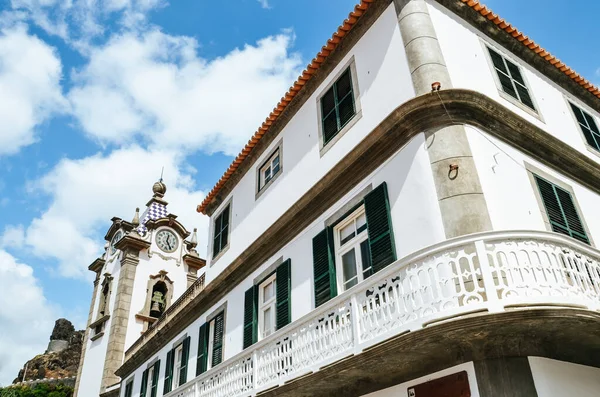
[212,205,230,258]
[320,67,357,145]
[258,274,277,340]
[487,47,536,111]
[258,148,281,192]
[569,102,600,153]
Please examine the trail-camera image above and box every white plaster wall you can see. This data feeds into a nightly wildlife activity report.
[361,362,480,397]
[529,357,600,397]
[466,126,600,243]
[427,0,600,166]
[205,3,416,284]
[123,132,446,395]
[78,250,122,397]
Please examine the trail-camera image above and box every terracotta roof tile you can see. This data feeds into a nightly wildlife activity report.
[197,0,600,214]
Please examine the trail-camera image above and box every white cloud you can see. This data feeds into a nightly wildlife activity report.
[68,29,302,155]
[0,25,66,156]
[257,0,271,9]
[7,0,166,43]
[0,224,26,249]
[24,146,208,279]
[0,250,56,386]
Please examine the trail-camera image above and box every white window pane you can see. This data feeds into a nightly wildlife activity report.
[263,281,275,302]
[342,250,358,286]
[356,212,367,233]
[340,223,355,245]
[263,307,273,337]
[272,154,280,167]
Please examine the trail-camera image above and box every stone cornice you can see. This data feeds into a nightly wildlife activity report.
[115,232,151,253]
[88,258,106,273]
[117,89,600,376]
[89,315,110,330]
[183,253,206,270]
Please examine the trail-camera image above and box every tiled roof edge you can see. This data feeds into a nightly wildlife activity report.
[197,0,375,214]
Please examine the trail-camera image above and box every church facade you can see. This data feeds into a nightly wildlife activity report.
[77,0,600,396]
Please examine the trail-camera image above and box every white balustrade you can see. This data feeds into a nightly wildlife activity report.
[164,231,600,397]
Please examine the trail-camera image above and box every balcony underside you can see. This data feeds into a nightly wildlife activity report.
[260,307,600,397]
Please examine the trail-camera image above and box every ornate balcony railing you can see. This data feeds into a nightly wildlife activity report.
[165,231,600,397]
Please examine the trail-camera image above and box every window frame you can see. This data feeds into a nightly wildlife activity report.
[146,365,154,395]
[482,41,541,119]
[123,378,133,397]
[255,141,283,199]
[566,99,600,157]
[211,201,232,263]
[258,273,277,341]
[173,343,184,387]
[333,205,371,292]
[316,57,362,156]
[525,162,594,247]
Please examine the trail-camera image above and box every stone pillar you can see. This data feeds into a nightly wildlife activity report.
[474,357,539,397]
[74,265,103,397]
[394,0,492,237]
[100,248,139,392]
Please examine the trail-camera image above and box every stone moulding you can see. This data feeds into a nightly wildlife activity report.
[117,89,600,377]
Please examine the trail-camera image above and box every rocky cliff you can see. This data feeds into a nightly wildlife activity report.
[13,319,84,384]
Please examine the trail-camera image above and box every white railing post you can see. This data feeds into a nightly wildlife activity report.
[475,239,503,313]
[194,378,199,397]
[350,293,362,354]
[251,350,258,394]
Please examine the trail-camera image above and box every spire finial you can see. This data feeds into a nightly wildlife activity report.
[159,166,164,183]
[132,207,140,227]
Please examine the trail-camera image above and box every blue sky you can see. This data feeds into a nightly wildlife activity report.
[0,0,598,386]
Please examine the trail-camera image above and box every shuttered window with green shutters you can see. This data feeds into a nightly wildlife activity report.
[141,360,160,397]
[243,260,292,348]
[164,337,189,393]
[213,205,230,258]
[487,47,536,111]
[196,323,208,376]
[150,360,160,397]
[124,379,133,397]
[534,175,590,244]
[163,349,174,394]
[211,312,225,367]
[140,368,148,397]
[569,102,600,152]
[320,67,356,145]
[312,182,396,307]
[178,336,190,386]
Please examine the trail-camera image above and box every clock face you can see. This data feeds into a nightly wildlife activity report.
[110,230,123,254]
[156,229,178,253]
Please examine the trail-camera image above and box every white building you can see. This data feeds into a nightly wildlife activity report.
[75,181,206,397]
[79,0,600,396]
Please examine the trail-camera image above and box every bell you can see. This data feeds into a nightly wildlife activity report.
[151,300,161,313]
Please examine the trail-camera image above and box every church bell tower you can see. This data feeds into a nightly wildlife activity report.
[74,181,206,397]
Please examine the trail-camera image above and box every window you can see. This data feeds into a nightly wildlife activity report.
[534,175,590,244]
[487,47,536,110]
[124,379,133,397]
[197,311,225,376]
[212,205,230,258]
[320,67,356,145]
[258,274,277,340]
[258,148,281,192]
[140,360,160,397]
[333,207,373,291]
[164,337,190,393]
[312,183,396,307]
[243,260,291,348]
[569,102,600,152]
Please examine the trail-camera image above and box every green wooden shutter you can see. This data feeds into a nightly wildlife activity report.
[312,228,337,307]
[163,349,174,394]
[276,259,292,330]
[140,369,148,397]
[535,176,590,244]
[196,323,209,376]
[364,183,397,273]
[243,286,258,349]
[178,337,190,386]
[150,360,160,397]
[212,312,225,366]
[124,381,133,397]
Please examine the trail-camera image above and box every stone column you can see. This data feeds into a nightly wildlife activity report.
[100,234,149,393]
[74,260,104,397]
[394,0,492,237]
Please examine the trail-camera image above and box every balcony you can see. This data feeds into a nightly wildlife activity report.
[166,230,600,397]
